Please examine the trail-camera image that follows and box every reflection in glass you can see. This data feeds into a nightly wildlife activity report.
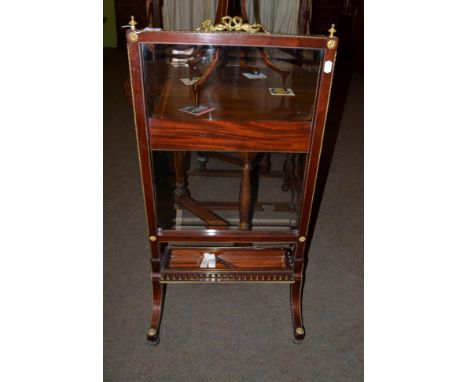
[244,0,302,34]
[153,151,307,231]
[141,44,323,121]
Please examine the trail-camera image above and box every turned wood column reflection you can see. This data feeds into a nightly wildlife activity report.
[238,152,256,230]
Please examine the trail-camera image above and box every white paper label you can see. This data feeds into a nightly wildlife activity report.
[324,60,333,73]
[242,72,267,79]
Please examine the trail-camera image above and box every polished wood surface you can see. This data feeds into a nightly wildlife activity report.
[167,247,288,270]
[161,246,294,283]
[135,30,331,48]
[149,119,311,152]
[127,28,338,344]
[156,229,299,242]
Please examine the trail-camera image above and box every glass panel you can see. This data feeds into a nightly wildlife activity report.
[153,151,307,231]
[141,43,323,121]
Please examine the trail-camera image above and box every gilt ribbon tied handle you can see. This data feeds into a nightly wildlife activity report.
[196,16,267,33]
[222,15,242,30]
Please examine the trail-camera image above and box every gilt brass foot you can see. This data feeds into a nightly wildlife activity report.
[292,326,305,344]
[147,327,160,345]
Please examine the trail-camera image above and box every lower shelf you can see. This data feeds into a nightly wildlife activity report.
[160,246,294,283]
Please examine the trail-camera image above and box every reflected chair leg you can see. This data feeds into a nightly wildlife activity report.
[196,151,209,170]
[294,154,304,213]
[240,48,260,74]
[147,279,166,345]
[192,48,220,107]
[174,151,190,198]
[282,153,301,212]
[260,48,291,90]
[289,154,298,211]
[282,153,295,192]
[239,152,255,230]
[290,279,305,343]
[257,153,271,174]
[187,57,201,81]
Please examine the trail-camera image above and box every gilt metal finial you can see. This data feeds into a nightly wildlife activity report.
[328,23,336,38]
[129,16,138,30]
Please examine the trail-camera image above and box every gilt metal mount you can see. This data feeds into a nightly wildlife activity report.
[128,32,138,42]
[295,327,305,335]
[196,16,267,33]
[129,16,138,30]
[147,328,157,336]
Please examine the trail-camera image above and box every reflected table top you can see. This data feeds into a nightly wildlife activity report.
[142,46,322,122]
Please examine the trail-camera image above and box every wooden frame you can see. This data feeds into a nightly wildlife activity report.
[126,28,338,344]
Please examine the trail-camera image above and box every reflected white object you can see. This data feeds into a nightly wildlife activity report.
[200,253,216,268]
[324,60,333,73]
[172,47,194,55]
